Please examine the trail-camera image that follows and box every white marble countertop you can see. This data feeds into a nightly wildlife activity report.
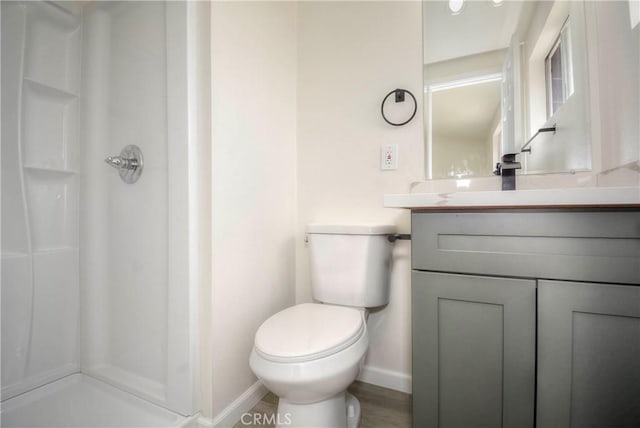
[384,186,640,209]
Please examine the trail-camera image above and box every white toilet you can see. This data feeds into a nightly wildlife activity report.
[250,224,395,428]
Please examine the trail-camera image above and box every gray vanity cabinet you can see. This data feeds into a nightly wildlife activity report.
[412,271,536,428]
[537,280,640,428]
[411,210,640,428]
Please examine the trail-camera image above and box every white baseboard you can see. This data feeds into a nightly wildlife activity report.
[357,365,412,394]
[197,368,408,428]
[205,381,268,428]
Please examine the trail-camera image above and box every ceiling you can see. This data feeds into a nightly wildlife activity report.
[423,0,526,64]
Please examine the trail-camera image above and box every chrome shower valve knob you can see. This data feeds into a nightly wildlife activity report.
[105,156,138,170]
[104,145,144,184]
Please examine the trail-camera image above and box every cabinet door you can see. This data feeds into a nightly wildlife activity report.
[412,271,536,428]
[538,280,640,428]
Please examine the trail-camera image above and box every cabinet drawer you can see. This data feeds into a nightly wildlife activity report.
[411,210,640,284]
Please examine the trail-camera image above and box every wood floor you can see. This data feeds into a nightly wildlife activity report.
[233,381,412,428]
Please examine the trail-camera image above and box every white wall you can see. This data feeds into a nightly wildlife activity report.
[296,1,423,391]
[210,1,297,420]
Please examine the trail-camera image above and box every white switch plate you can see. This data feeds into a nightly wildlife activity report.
[381,144,398,170]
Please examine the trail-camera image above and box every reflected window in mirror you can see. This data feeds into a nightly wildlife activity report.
[545,19,574,117]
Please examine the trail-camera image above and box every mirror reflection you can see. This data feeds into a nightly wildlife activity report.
[430,75,501,178]
[424,0,592,179]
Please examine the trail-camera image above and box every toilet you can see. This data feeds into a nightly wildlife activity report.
[250,224,395,428]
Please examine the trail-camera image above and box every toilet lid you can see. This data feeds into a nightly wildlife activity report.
[254,303,365,363]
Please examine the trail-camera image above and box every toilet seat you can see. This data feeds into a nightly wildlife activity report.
[254,303,365,363]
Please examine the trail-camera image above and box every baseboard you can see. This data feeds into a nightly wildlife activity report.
[207,381,269,428]
[357,365,412,394]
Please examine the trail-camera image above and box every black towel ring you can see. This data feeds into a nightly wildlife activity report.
[381,88,417,127]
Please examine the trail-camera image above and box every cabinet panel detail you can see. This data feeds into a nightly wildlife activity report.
[412,211,640,284]
[412,271,535,428]
[439,299,504,427]
[537,280,640,428]
[437,234,637,258]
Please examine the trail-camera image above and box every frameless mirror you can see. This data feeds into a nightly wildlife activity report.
[423,0,593,179]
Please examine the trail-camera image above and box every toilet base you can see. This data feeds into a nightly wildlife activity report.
[276,392,361,428]
[345,392,361,428]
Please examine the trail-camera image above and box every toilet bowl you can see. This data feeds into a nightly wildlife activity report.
[250,224,395,428]
[250,303,369,428]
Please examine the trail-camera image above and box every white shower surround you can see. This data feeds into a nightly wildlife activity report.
[1,0,209,424]
[2,0,83,402]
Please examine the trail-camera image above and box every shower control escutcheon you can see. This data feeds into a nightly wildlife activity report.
[104,145,144,184]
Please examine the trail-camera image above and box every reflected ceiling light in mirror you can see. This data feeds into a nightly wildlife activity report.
[448,0,465,15]
[428,73,502,93]
[447,0,503,16]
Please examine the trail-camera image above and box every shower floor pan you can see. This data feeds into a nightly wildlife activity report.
[0,373,192,428]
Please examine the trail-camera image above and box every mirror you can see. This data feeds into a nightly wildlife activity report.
[423,0,592,179]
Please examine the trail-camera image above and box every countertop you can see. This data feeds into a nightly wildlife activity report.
[384,186,640,210]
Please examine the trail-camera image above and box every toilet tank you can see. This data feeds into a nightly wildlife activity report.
[307,224,396,308]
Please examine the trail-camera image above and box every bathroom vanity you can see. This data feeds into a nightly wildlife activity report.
[413,0,640,422]
[387,189,640,428]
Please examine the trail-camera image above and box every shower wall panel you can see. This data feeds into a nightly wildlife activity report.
[80,1,195,414]
[1,1,82,400]
[107,3,168,391]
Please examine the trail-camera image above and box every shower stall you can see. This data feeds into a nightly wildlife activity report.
[1,1,210,426]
